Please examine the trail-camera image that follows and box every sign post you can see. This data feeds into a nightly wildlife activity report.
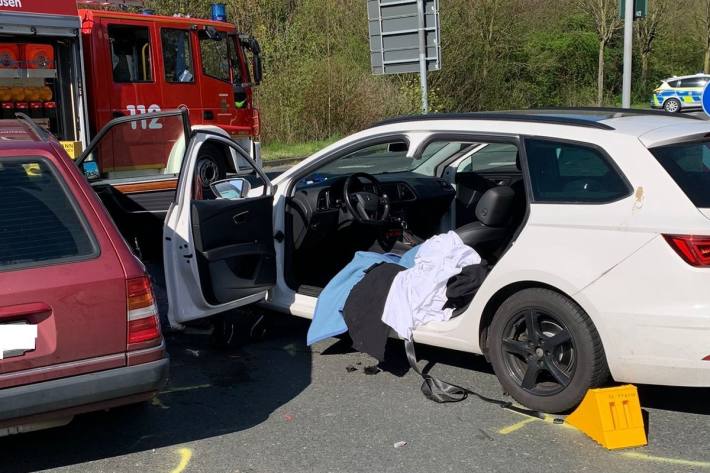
[619,0,646,108]
[621,0,634,108]
[368,0,441,114]
[416,0,429,114]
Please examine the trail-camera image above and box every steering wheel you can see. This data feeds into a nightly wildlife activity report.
[343,172,390,224]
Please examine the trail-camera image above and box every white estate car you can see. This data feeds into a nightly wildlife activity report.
[79,109,710,413]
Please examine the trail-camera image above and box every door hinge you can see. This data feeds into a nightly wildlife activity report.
[274,231,284,242]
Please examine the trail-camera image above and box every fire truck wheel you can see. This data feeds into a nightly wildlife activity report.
[196,144,227,187]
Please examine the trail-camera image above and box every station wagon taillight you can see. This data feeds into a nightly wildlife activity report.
[126,276,161,345]
[663,235,710,267]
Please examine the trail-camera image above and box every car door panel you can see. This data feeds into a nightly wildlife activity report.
[190,195,275,305]
[162,131,276,327]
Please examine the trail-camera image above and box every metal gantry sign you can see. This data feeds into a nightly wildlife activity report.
[368,0,440,113]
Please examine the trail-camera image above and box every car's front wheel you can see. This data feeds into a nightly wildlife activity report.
[663,98,681,113]
[487,288,609,413]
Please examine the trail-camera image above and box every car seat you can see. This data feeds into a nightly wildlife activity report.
[455,185,515,261]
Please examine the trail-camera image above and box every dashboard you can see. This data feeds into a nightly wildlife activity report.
[289,172,456,243]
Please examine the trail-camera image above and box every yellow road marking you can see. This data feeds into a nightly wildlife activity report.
[170,448,193,473]
[498,412,710,469]
[621,452,710,469]
[161,384,211,394]
[498,410,574,435]
[498,417,538,434]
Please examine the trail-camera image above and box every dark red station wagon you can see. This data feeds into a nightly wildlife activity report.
[0,118,168,435]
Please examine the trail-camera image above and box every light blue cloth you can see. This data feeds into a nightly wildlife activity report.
[307,246,419,346]
[399,245,419,268]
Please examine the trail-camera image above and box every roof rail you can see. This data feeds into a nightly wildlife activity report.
[531,106,704,120]
[14,112,50,142]
[372,112,616,130]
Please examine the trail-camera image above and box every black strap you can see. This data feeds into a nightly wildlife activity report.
[404,339,544,419]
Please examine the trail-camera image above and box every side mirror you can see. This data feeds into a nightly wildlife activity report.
[252,49,262,85]
[210,177,252,200]
[240,36,262,85]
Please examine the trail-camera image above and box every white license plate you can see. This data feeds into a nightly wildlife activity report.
[0,321,37,359]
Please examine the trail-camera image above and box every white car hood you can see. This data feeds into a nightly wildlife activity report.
[700,208,710,220]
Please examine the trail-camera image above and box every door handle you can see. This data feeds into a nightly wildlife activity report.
[233,211,249,224]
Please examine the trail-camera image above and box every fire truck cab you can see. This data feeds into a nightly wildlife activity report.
[0,0,263,258]
[81,5,263,176]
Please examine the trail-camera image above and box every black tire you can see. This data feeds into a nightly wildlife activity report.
[195,145,227,188]
[487,288,609,413]
[663,98,681,113]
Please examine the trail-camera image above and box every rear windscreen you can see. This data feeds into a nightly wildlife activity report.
[650,141,710,207]
[0,158,97,270]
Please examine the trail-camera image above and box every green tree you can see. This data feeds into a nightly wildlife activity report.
[576,0,622,105]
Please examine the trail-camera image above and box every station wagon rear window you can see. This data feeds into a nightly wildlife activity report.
[0,158,97,271]
[650,141,710,208]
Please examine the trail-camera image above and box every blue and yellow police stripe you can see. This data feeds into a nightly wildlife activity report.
[653,88,703,108]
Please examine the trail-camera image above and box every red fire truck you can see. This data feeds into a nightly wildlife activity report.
[0,0,262,185]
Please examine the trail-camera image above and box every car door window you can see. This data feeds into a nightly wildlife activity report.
[199,31,230,82]
[79,112,189,181]
[457,143,519,173]
[0,158,97,270]
[412,141,477,176]
[108,24,153,83]
[161,29,194,83]
[525,139,630,203]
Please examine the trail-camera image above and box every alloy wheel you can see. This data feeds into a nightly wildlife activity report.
[500,309,576,396]
[664,99,680,113]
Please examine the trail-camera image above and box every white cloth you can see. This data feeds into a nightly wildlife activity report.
[381,231,480,340]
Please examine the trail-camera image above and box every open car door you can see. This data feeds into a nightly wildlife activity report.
[76,110,192,259]
[77,111,275,328]
[162,131,276,328]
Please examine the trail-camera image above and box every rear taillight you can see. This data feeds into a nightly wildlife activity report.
[252,108,260,137]
[663,234,710,267]
[127,276,161,345]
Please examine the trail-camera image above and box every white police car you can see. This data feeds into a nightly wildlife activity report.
[651,73,710,112]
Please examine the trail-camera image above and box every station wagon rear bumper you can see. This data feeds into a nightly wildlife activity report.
[0,357,169,423]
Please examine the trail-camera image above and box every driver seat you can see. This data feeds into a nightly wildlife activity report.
[455,185,515,261]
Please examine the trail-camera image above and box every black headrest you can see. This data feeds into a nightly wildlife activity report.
[475,186,515,227]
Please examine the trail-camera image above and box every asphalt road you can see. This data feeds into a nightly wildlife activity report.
[3,306,710,473]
